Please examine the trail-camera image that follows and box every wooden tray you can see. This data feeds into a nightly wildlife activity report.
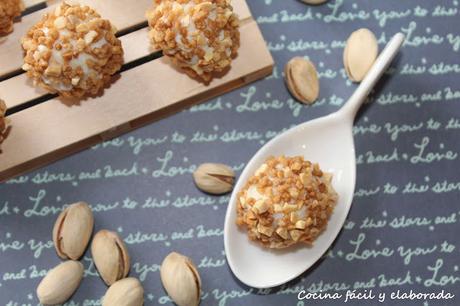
[0,0,274,181]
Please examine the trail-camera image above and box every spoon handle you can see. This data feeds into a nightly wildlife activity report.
[339,32,405,120]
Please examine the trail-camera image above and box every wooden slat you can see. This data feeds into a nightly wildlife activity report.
[0,20,274,181]
[0,0,252,108]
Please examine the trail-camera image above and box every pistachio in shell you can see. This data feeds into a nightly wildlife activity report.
[301,0,328,4]
[343,28,378,82]
[160,252,201,306]
[102,277,144,306]
[53,201,94,260]
[284,57,320,104]
[91,229,130,286]
[193,163,235,195]
[36,260,84,305]
[0,98,9,142]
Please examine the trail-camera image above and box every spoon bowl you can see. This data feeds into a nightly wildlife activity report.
[224,33,405,289]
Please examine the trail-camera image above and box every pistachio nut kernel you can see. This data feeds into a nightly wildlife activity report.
[193,163,235,194]
[36,260,84,305]
[53,201,94,260]
[102,277,144,306]
[160,252,201,306]
[91,230,130,286]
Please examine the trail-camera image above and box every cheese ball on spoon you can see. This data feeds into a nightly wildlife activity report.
[236,156,338,249]
[147,0,240,82]
[21,2,124,98]
[0,0,23,35]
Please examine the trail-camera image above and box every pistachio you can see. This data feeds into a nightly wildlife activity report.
[102,277,144,306]
[0,98,6,116]
[301,0,328,4]
[0,98,9,138]
[53,201,94,260]
[284,57,319,104]
[91,230,130,286]
[193,163,235,194]
[36,260,84,305]
[160,252,201,306]
[343,28,378,82]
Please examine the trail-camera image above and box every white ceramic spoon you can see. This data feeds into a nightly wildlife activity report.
[224,33,405,289]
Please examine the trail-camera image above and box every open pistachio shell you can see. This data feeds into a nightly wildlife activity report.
[102,277,144,306]
[0,98,8,142]
[91,230,130,286]
[53,201,94,260]
[285,57,320,104]
[343,28,378,82]
[193,163,235,195]
[160,252,201,306]
[36,260,84,305]
[301,0,328,5]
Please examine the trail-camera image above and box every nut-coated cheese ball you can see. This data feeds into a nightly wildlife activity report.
[147,0,240,82]
[0,0,23,35]
[21,2,124,98]
[236,156,338,249]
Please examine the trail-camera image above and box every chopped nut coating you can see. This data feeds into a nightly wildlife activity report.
[0,0,23,35]
[147,0,240,82]
[21,2,124,98]
[236,156,338,249]
[252,199,269,214]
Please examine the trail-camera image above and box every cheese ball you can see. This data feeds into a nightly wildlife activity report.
[0,0,23,35]
[0,99,8,143]
[147,0,240,82]
[236,156,338,249]
[21,2,124,98]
